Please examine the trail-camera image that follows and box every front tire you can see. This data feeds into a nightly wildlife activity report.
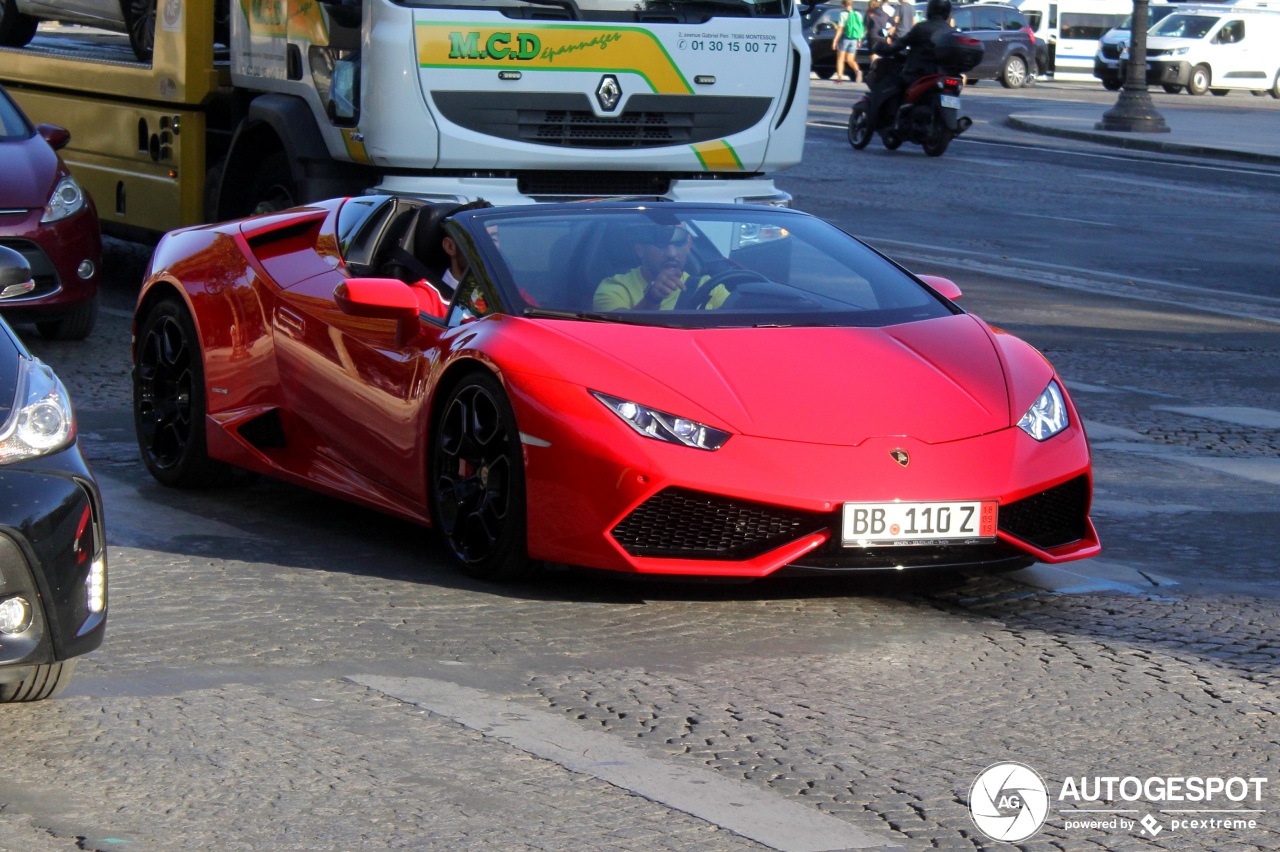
[1001,55,1028,89]
[1162,83,1183,94]
[0,0,38,47]
[1102,78,1122,91]
[848,104,873,149]
[0,661,76,702]
[134,296,244,488]
[247,151,298,216]
[429,372,535,582]
[36,295,98,341]
[1187,64,1210,95]
[1270,72,1280,98]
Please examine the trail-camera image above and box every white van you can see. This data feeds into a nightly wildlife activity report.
[982,0,1131,78]
[1093,2,1184,89]
[1133,5,1280,95]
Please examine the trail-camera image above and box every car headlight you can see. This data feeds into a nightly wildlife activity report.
[0,357,76,464]
[592,391,730,451]
[1018,380,1069,442]
[1169,46,1188,56]
[41,176,86,224]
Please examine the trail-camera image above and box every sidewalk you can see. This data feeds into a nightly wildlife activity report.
[1006,99,1280,165]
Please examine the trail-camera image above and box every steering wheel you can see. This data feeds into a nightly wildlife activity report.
[679,268,772,311]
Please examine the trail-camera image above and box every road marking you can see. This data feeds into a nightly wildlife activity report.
[350,675,903,852]
[1154,406,1280,430]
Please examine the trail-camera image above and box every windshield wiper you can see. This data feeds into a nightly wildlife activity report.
[522,307,629,323]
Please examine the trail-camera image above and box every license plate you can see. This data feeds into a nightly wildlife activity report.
[940,94,961,109]
[841,500,997,547]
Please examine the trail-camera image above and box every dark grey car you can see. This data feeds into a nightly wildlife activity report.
[951,3,1037,87]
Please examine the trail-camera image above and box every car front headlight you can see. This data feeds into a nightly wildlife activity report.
[1170,46,1189,56]
[41,176,86,224]
[0,357,76,463]
[1018,380,1069,442]
[592,391,730,451]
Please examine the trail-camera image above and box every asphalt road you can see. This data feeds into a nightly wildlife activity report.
[2,82,1277,852]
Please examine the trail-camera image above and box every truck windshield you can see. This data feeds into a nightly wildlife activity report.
[393,0,790,20]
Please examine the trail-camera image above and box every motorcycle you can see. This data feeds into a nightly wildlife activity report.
[847,35,983,158]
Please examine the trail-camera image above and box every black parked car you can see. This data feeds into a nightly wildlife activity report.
[0,246,106,702]
[951,3,1037,87]
[804,1,868,80]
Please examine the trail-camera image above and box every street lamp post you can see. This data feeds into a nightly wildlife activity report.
[1097,0,1170,132]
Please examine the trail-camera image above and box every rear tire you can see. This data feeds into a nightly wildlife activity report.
[1210,88,1229,97]
[1187,64,1210,95]
[848,105,873,150]
[1270,72,1280,99]
[36,295,98,341]
[122,0,156,62]
[0,0,38,47]
[1001,55,1028,89]
[922,130,952,157]
[0,661,76,702]
[134,296,246,488]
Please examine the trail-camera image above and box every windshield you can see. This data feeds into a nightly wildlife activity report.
[0,87,32,141]
[393,0,790,20]
[462,206,959,329]
[1151,14,1218,39]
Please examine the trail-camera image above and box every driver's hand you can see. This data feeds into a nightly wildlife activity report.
[640,269,685,307]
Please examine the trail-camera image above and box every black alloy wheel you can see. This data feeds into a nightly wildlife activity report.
[134,297,243,487]
[122,0,156,62]
[0,0,38,47]
[430,372,534,582]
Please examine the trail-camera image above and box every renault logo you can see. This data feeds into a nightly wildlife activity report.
[890,449,910,467]
[596,74,622,112]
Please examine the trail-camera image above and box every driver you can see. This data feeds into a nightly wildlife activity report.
[593,224,729,311]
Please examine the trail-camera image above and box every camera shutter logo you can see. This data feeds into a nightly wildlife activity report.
[969,762,1050,843]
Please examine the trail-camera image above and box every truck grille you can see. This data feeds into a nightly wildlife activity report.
[432,92,771,150]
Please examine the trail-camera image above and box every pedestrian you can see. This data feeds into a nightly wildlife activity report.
[866,0,896,60]
[832,0,865,84]
[895,0,917,38]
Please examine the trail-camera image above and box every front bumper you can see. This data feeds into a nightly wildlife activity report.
[512,374,1099,578]
[0,445,107,681]
[0,203,101,320]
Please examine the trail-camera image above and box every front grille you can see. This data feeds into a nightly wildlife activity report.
[432,92,771,150]
[0,238,60,298]
[610,488,826,560]
[790,539,1033,573]
[998,475,1091,550]
[1101,43,1121,60]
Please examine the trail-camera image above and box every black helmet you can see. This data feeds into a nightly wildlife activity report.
[927,0,952,20]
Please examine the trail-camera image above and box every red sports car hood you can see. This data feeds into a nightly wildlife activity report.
[540,314,1013,445]
[0,135,57,208]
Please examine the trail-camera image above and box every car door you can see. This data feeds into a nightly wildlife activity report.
[1211,18,1253,89]
[272,264,442,506]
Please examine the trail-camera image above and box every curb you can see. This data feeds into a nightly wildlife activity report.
[1005,114,1280,166]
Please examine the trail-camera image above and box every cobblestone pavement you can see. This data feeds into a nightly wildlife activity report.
[1,237,1277,851]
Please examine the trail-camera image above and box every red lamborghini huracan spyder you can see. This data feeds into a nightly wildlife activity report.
[132,198,1099,581]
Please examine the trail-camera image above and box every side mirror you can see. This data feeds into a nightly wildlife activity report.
[36,124,71,152]
[918,274,962,301]
[0,245,35,300]
[334,277,421,346]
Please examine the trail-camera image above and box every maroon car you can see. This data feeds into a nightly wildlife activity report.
[0,83,101,340]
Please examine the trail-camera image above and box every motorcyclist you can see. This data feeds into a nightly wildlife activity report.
[866,0,955,121]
